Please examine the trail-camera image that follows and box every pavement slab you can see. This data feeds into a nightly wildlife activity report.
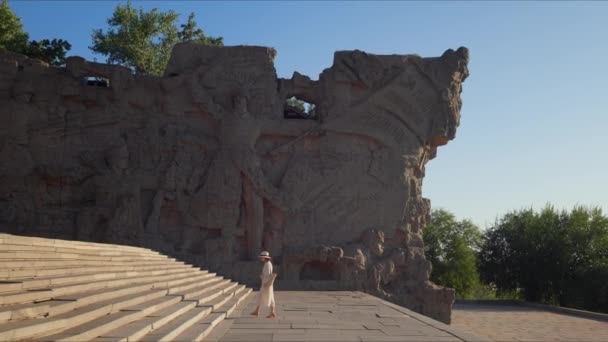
[204,291,481,341]
[207,292,608,342]
[452,302,608,342]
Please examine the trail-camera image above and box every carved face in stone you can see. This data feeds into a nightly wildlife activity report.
[362,228,385,257]
[371,242,384,257]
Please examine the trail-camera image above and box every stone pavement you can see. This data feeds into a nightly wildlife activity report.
[452,302,608,342]
[204,291,484,341]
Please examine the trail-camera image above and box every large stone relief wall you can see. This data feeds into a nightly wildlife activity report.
[0,43,469,323]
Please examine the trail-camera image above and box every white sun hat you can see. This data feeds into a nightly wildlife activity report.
[258,251,271,259]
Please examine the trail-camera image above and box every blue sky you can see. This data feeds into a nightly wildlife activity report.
[10,1,608,228]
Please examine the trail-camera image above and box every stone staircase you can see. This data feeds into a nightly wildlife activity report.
[0,233,252,342]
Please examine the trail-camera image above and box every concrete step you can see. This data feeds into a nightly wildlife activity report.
[0,234,153,253]
[0,244,162,258]
[0,258,185,270]
[171,312,226,342]
[165,272,216,288]
[170,289,251,342]
[0,264,202,293]
[95,300,198,342]
[0,301,51,323]
[0,267,200,306]
[0,251,169,262]
[46,270,210,313]
[34,310,145,342]
[0,234,247,341]
[180,278,230,301]
[73,267,201,293]
[198,283,245,311]
[214,287,252,317]
[31,294,186,342]
[0,282,21,294]
[0,288,169,341]
[0,288,54,307]
[166,274,224,295]
[197,281,240,307]
[139,305,213,342]
[1,262,191,281]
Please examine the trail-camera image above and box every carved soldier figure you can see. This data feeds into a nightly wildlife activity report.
[367,247,407,298]
[190,88,320,261]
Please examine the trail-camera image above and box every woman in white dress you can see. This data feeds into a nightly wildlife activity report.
[250,251,276,318]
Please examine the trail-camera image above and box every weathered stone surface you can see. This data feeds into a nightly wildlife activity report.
[0,43,469,323]
[207,291,484,342]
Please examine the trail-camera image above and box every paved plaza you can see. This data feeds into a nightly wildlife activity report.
[452,302,608,342]
[206,291,608,342]
[205,291,483,341]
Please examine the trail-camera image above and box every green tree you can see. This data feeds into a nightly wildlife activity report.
[0,0,28,52]
[286,97,316,118]
[0,0,71,65]
[479,205,608,312]
[479,206,570,302]
[558,206,608,312]
[286,97,306,112]
[22,39,72,66]
[478,209,532,297]
[178,13,223,45]
[90,1,223,76]
[423,209,482,299]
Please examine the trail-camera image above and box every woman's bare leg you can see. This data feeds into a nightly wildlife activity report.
[266,306,276,319]
[250,306,260,317]
[266,300,276,319]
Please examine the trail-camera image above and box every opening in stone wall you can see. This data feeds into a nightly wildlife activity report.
[299,260,339,280]
[284,96,317,120]
[82,76,111,88]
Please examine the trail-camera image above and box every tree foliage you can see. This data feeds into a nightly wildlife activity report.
[0,0,28,52]
[178,13,223,45]
[286,97,316,118]
[22,39,71,66]
[479,205,608,312]
[423,209,482,299]
[286,97,305,112]
[90,1,223,76]
[0,0,71,65]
